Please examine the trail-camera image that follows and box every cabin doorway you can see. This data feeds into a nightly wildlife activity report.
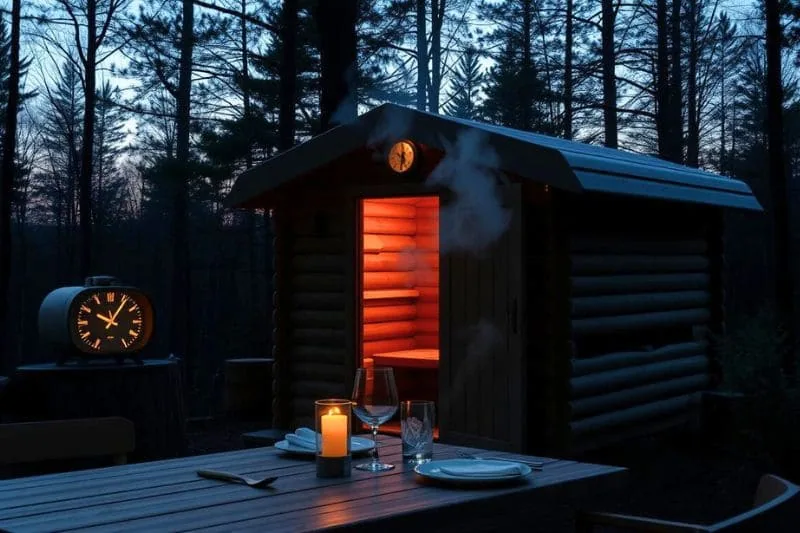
[359,196,440,437]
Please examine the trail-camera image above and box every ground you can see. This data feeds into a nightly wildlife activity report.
[186,418,775,531]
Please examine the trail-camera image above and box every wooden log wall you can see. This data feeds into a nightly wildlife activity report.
[362,197,439,359]
[281,203,350,429]
[565,203,714,452]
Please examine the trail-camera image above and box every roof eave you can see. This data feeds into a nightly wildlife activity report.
[223,104,584,208]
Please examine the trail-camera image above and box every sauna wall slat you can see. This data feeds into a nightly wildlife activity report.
[291,293,345,310]
[363,216,416,235]
[571,341,707,377]
[363,338,416,357]
[363,305,417,323]
[363,272,416,290]
[569,393,701,436]
[362,202,416,218]
[571,254,709,274]
[363,253,416,272]
[363,321,416,342]
[569,374,709,418]
[570,355,709,398]
[288,310,345,328]
[571,290,711,318]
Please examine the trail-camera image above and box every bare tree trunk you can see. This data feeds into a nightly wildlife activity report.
[428,0,444,113]
[563,0,573,140]
[521,0,533,131]
[686,0,699,167]
[601,0,617,148]
[669,0,683,163]
[241,0,252,167]
[316,0,358,131]
[240,0,261,352]
[416,0,428,111]
[78,0,97,278]
[656,0,669,158]
[278,0,297,150]
[170,0,194,366]
[0,0,21,369]
[719,66,726,174]
[765,0,795,371]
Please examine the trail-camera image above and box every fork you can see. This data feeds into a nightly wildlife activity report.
[456,451,544,470]
[197,469,278,489]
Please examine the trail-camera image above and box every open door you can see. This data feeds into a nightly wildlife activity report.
[438,183,525,452]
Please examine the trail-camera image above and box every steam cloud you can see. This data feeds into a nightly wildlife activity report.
[426,129,511,255]
[366,104,414,162]
[329,63,359,127]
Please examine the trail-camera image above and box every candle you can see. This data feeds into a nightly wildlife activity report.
[320,407,348,457]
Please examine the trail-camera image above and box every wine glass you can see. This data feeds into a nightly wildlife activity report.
[351,367,399,471]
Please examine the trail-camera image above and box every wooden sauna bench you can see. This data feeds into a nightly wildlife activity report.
[371,348,439,369]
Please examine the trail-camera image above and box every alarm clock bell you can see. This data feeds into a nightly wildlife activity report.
[38,276,155,365]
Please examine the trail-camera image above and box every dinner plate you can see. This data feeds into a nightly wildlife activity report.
[274,436,376,456]
[414,459,532,487]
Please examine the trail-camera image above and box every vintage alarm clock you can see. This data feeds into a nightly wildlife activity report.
[38,276,154,364]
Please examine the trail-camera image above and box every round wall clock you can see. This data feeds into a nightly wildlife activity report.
[387,140,419,174]
[38,276,155,365]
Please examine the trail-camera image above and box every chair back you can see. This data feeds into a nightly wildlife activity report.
[712,474,800,532]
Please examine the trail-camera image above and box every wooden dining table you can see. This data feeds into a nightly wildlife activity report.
[0,436,627,532]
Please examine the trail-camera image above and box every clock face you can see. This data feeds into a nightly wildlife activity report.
[73,290,147,353]
[387,140,417,173]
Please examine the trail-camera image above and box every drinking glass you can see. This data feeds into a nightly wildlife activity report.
[401,400,435,464]
[351,367,399,472]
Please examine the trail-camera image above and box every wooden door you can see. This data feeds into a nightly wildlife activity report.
[439,183,526,452]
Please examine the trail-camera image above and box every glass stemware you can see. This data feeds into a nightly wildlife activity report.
[350,366,399,472]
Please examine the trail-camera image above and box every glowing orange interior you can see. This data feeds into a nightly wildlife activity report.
[360,197,440,435]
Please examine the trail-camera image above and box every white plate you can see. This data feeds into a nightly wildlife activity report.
[274,436,376,456]
[414,459,532,486]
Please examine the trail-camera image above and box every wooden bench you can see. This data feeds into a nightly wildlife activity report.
[0,417,135,466]
[371,348,439,369]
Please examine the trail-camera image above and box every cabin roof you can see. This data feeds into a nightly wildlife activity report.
[225,103,762,211]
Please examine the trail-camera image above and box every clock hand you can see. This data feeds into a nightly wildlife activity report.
[106,298,127,330]
[96,312,119,327]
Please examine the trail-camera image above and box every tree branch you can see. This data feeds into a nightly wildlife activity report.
[192,0,277,33]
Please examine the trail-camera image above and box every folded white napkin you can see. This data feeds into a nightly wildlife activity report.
[439,461,525,478]
[284,427,319,449]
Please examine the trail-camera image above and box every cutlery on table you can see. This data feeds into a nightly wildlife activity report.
[455,451,544,470]
[197,470,278,488]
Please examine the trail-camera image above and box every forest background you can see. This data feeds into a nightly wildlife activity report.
[0,0,795,416]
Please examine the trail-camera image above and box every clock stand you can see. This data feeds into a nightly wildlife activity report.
[55,351,145,366]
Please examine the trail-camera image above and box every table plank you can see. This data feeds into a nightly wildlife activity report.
[0,443,402,520]
[198,464,626,533]
[2,447,413,532]
[0,437,626,533]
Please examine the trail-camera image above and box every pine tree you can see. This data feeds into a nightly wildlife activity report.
[34,61,84,229]
[478,0,555,133]
[481,36,552,132]
[93,82,131,231]
[444,46,483,120]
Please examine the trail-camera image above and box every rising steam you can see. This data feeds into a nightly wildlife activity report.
[426,129,511,255]
[329,63,359,127]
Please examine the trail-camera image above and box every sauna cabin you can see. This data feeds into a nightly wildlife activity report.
[225,103,762,455]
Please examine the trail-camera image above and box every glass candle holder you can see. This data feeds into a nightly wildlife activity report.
[315,399,352,478]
